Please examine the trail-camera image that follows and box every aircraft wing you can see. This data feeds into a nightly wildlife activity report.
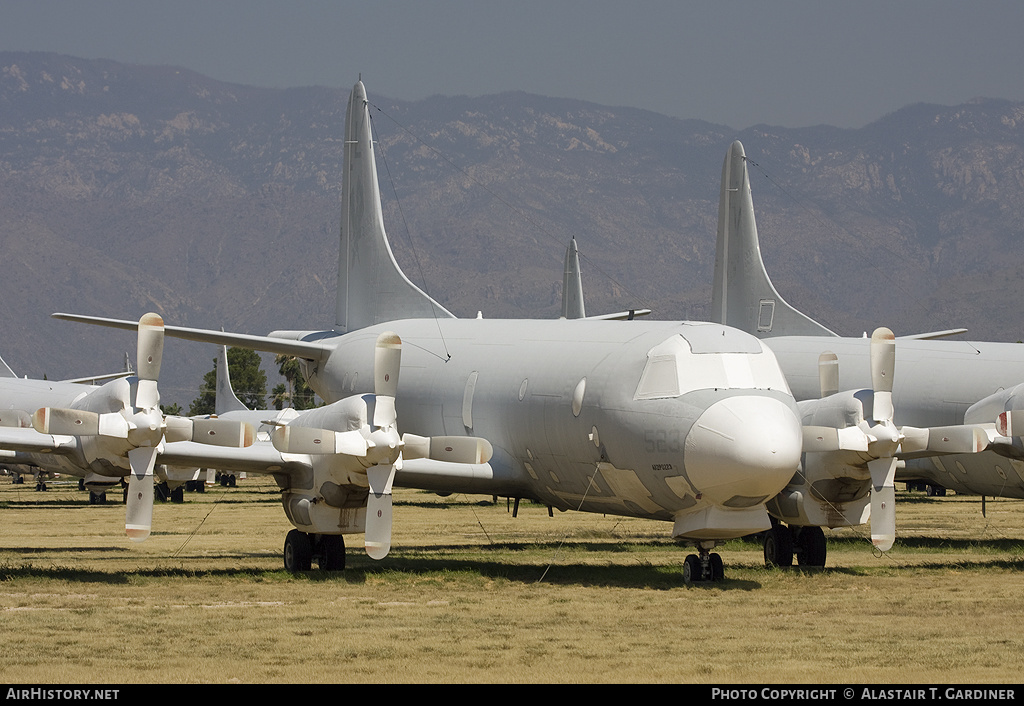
[0,427,80,456]
[156,441,312,478]
[52,313,334,363]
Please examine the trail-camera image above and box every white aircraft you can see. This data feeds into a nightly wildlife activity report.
[0,352,133,497]
[0,313,256,534]
[713,139,1024,566]
[48,80,813,583]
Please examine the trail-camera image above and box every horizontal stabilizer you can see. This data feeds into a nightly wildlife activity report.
[585,309,652,321]
[898,328,968,340]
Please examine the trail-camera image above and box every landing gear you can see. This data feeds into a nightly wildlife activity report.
[926,484,947,497]
[764,523,794,567]
[283,530,347,572]
[170,485,184,503]
[794,526,826,567]
[319,534,346,571]
[763,522,827,568]
[88,491,107,505]
[682,546,725,583]
[284,529,312,572]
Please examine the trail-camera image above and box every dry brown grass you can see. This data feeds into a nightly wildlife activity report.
[1,474,1023,683]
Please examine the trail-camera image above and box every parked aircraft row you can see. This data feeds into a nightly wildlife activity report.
[1,81,1019,582]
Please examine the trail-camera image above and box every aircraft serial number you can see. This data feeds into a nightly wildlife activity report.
[644,429,682,454]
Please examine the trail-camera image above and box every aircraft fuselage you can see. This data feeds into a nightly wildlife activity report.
[291,317,804,539]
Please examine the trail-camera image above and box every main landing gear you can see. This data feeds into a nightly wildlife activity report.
[682,545,725,583]
[283,529,347,572]
[763,520,827,568]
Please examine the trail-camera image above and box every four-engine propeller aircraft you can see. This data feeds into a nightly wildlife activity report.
[713,140,1024,566]
[49,80,812,582]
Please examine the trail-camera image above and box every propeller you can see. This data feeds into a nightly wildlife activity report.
[802,327,987,552]
[364,332,403,560]
[269,331,403,559]
[33,313,255,542]
[270,331,494,560]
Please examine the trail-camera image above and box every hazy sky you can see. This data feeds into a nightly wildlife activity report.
[2,0,1023,129]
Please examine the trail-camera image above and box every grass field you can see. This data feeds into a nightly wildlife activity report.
[1,474,1023,684]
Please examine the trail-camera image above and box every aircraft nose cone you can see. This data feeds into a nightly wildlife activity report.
[684,395,802,505]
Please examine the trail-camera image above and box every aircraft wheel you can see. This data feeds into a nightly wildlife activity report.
[318,534,346,571]
[795,526,827,567]
[171,486,184,504]
[682,554,702,584]
[763,524,794,568]
[284,529,312,572]
[709,553,724,582]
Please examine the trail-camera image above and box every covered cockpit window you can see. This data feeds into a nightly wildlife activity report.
[634,324,790,400]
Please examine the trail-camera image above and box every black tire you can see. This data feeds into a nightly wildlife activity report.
[795,526,827,567]
[682,554,703,583]
[709,553,725,582]
[318,534,346,571]
[284,529,313,572]
[171,486,184,504]
[764,524,794,568]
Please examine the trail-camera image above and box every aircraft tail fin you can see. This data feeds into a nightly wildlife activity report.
[711,140,836,338]
[0,355,16,378]
[215,345,249,415]
[336,81,455,334]
[561,238,586,319]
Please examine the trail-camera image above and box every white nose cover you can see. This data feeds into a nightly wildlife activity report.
[684,396,802,504]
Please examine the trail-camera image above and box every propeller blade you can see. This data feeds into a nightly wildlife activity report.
[271,425,368,456]
[868,457,898,551]
[373,332,401,428]
[801,425,870,453]
[997,410,1024,437]
[870,328,896,423]
[125,446,157,542]
[364,461,398,560]
[818,352,839,398]
[899,425,989,456]
[190,418,256,448]
[136,313,165,383]
[32,408,129,438]
[401,434,495,464]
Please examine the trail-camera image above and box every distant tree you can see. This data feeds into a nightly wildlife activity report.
[274,354,320,410]
[161,402,183,416]
[188,348,267,416]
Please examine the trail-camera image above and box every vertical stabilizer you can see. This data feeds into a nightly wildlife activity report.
[712,140,835,338]
[561,238,586,319]
[215,346,249,415]
[336,81,455,333]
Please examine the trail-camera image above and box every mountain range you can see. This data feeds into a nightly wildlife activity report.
[2,52,1023,407]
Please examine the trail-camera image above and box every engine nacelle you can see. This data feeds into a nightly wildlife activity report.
[767,389,874,528]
